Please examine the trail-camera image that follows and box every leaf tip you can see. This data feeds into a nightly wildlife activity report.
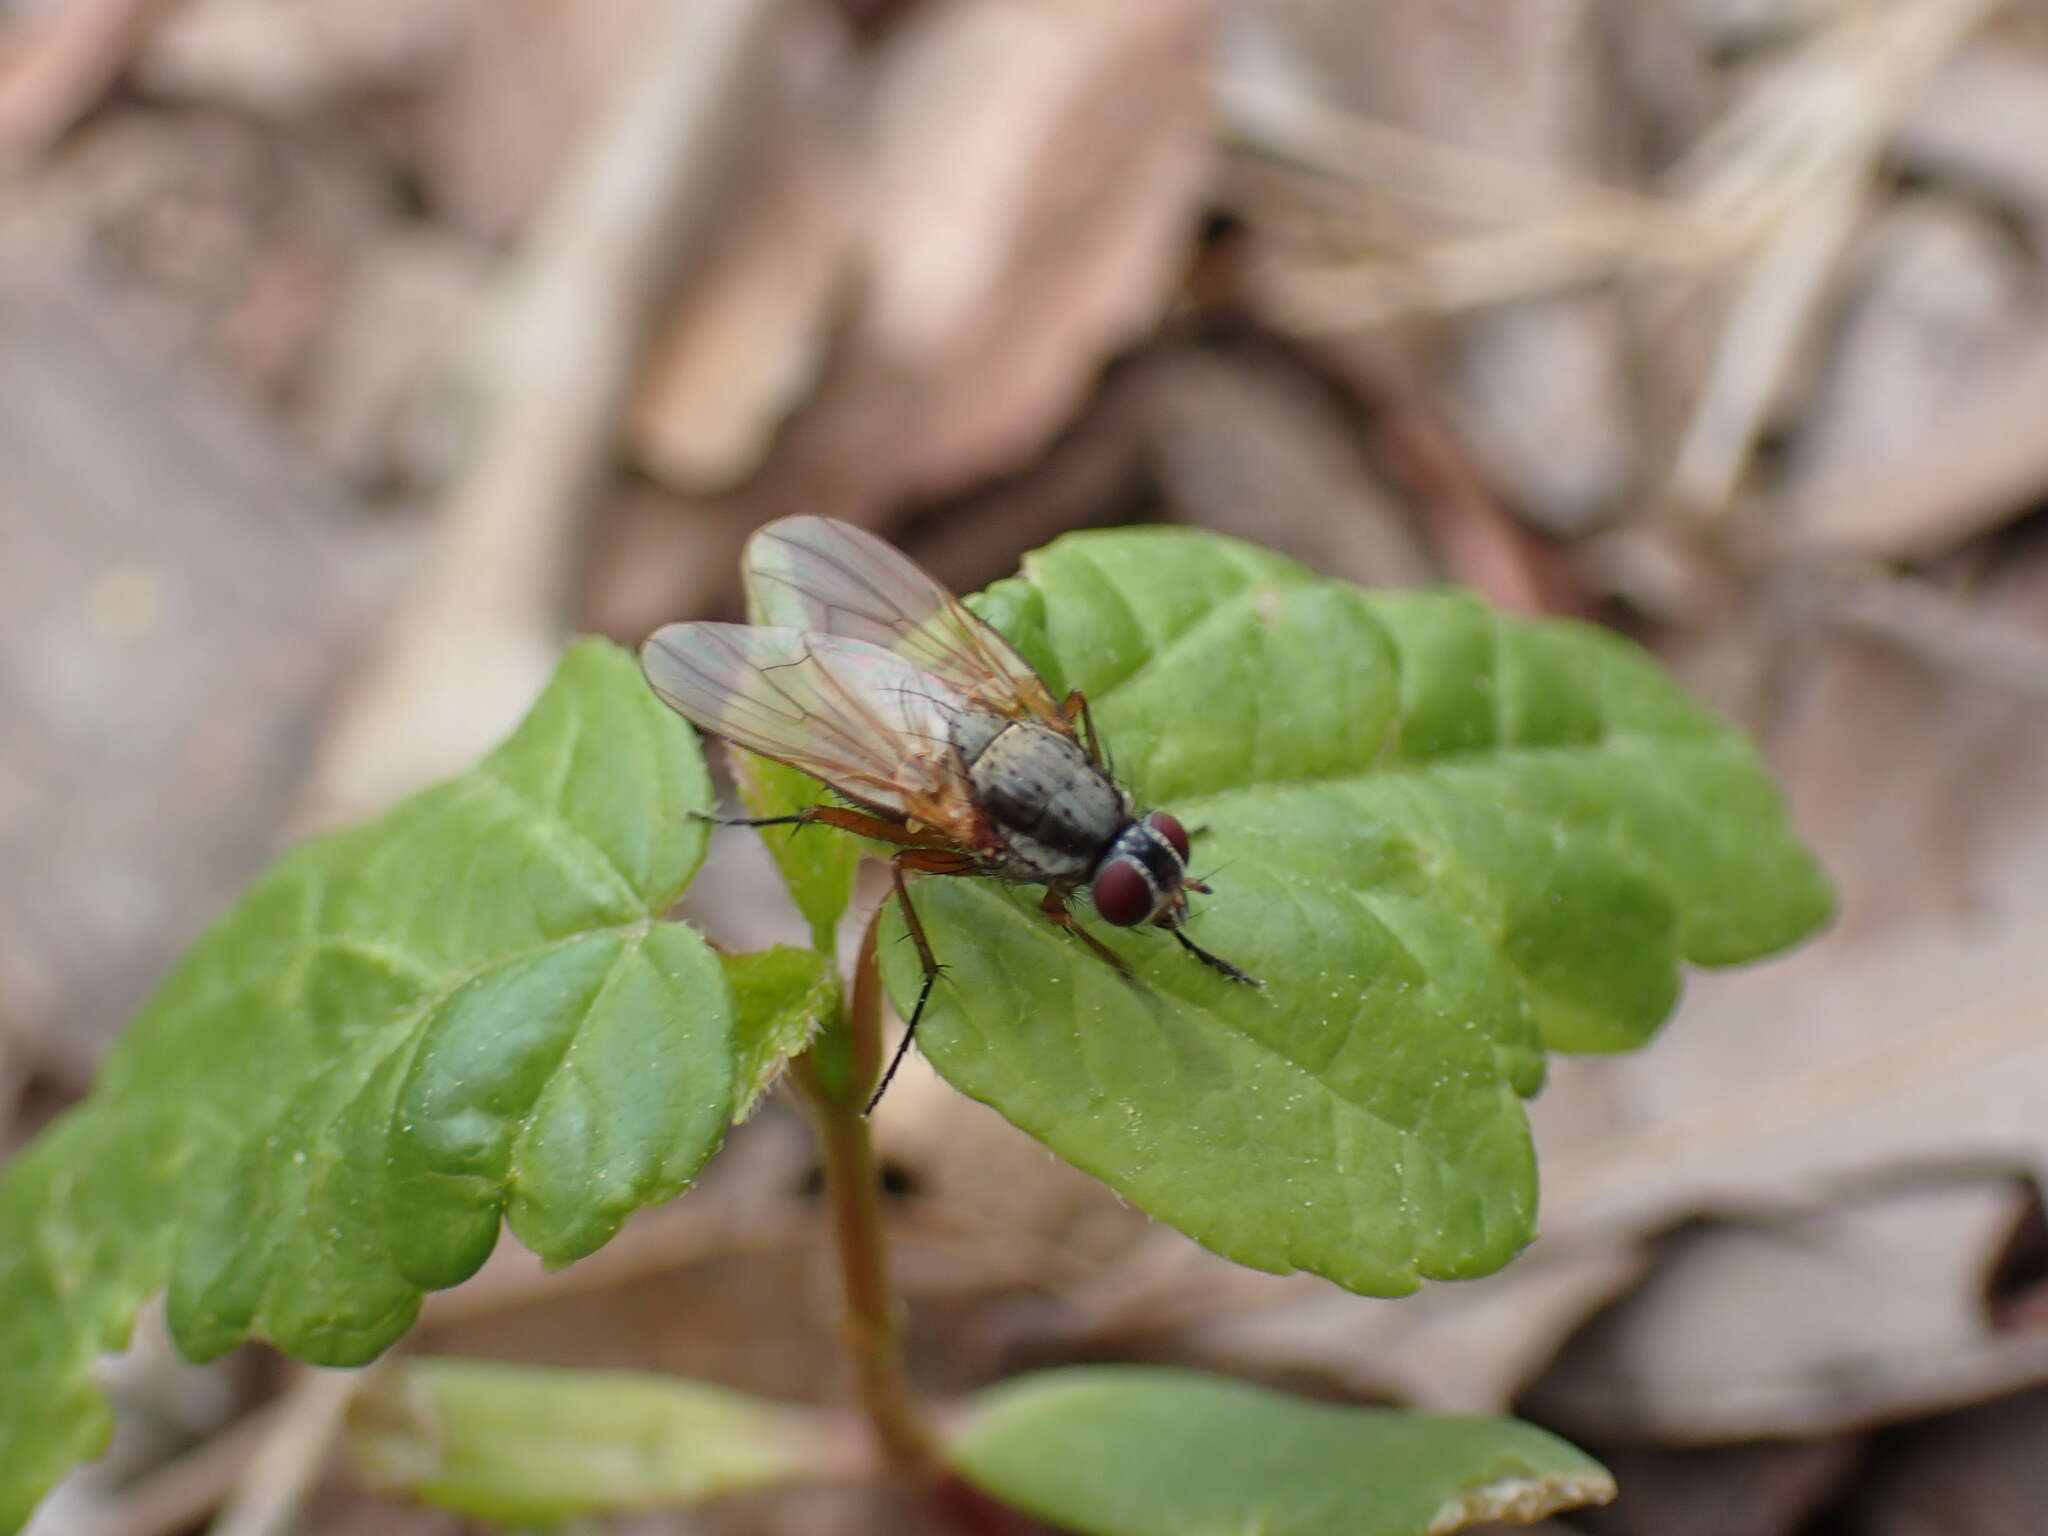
[1426,1464,1617,1533]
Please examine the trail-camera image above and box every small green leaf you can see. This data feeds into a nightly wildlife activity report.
[351,1358,832,1523]
[732,752,860,952]
[875,530,1831,1296]
[949,1366,1615,1536]
[0,641,731,1531]
[723,946,840,1119]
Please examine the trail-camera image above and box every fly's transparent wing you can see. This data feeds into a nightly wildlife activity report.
[641,623,984,841]
[742,516,1069,732]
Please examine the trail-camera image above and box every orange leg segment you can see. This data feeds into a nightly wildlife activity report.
[1059,688,1105,768]
[1039,886,1131,976]
[711,802,959,851]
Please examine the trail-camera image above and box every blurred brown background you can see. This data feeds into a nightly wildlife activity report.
[6,0,2048,1532]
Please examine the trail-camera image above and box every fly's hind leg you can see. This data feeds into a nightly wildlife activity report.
[868,847,979,1114]
[699,803,956,850]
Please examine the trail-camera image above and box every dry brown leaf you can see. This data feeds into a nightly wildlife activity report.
[1598,0,1728,174]
[6,108,396,393]
[0,0,180,160]
[295,229,487,494]
[882,1110,1638,1413]
[1575,1436,1859,1536]
[303,0,793,828]
[137,0,470,115]
[417,1112,830,1389]
[0,255,395,1084]
[1528,1180,2048,1441]
[872,1058,1155,1308]
[1443,293,1639,536]
[1224,0,1615,172]
[1660,0,2012,519]
[1537,636,2048,1237]
[403,0,654,242]
[856,0,1210,498]
[1897,38,2048,228]
[628,8,856,495]
[1777,332,2048,558]
[1504,561,2048,1438]
[1240,1,1643,535]
[895,355,1155,597]
[1843,1384,2048,1535]
[1135,347,1439,588]
[1683,0,1863,52]
[1317,335,1588,615]
[577,484,760,649]
[1159,1240,1644,1414]
[1783,195,2036,488]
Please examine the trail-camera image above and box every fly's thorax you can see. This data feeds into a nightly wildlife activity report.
[952,714,1128,883]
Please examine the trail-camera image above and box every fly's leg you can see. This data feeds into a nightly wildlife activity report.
[1059,689,1108,770]
[704,803,970,1110]
[700,803,957,850]
[1039,887,1132,977]
[1043,879,1258,991]
[1171,928,1261,987]
[869,848,979,1114]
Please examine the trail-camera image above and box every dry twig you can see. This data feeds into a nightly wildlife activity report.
[78,1405,288,1536]
[204,1370,369,1536]
[1229,0,2008,349]
[1776,334,2048,558]
[1666,0,2012,519]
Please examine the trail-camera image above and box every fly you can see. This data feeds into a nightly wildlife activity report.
[641,515,1258,1110]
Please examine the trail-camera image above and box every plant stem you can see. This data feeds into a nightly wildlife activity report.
[790,912,944,1485]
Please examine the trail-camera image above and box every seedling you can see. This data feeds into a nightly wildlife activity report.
[0,527,1831,1534]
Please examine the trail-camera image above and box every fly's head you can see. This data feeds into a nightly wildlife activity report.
[1090,811,1202,930]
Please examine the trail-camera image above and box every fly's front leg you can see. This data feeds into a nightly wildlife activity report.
[1171,928,1261,987]
[868,847,979,1114]
[1039,887,1132,977]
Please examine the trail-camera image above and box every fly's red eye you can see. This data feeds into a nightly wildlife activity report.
[1147,811,1191,863]
[1092,859,1153,927]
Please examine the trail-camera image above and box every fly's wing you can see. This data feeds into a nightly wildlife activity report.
[641,623,986,843]
[742,516,1071,735]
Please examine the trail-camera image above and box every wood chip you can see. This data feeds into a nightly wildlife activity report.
[628,8,856,494]
[856,0,1210,498]
[0,257,391,1081]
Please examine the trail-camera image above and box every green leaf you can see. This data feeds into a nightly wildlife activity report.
[350,1358,833,1523]
[876,530,1831,1295]
[949,1366,1615,1536]
[0,641,730,1531]
[732,752,860,952]
[723,945,839,1119]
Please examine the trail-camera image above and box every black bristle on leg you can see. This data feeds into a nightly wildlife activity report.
[1172,928,1260,987]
